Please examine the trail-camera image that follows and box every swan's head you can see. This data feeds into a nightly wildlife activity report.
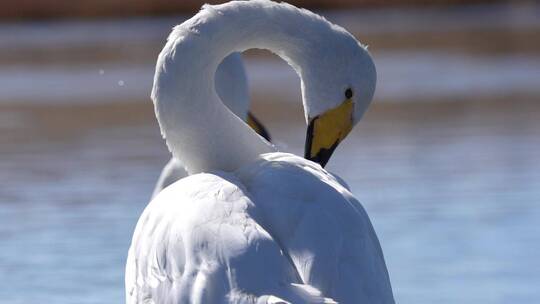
[301,27,376,167]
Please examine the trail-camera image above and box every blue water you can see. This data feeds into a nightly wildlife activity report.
[1,100,538,303]
[1,4,540,302]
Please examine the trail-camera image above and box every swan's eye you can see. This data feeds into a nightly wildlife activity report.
[345,88,353,99]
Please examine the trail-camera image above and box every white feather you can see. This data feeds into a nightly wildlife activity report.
[127,154,392,303]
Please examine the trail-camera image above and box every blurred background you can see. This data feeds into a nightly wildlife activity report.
[1,0,539,303]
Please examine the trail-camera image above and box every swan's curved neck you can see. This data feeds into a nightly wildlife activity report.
[152,1,326,174]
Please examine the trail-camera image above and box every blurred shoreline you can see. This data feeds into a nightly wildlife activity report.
[1,3,539,106]
[2,2,540,63]
[0,0,509,20]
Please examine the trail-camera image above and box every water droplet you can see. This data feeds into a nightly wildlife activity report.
[99,69,105,75]
[118,80,125,86]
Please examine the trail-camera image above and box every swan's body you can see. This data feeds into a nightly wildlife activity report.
[126,1,393,303]
[152,53,255,198]
[127,153,389,303]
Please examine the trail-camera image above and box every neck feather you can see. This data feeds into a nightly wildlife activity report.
[152,0,335,173]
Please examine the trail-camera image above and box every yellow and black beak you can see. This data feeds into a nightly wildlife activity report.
[305,99,354,167]
[247,111,271,142]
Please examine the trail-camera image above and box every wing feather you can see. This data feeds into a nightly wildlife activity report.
[126,172,333,303]
[236,153,394,303]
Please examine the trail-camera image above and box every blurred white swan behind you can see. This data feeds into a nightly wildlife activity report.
[152,53,271,198]
[126,1,394,303]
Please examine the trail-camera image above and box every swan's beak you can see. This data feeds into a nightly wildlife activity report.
[247,111,272,142]
[305,99,354,167]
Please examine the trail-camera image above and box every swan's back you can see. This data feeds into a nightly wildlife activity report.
[127,153,393,303]
[126,170,336,303]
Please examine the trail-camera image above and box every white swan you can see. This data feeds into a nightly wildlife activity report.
[152,52,270,198]
[126,1,394,303]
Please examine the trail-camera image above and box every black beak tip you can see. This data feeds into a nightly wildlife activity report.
[259,126,271,142]
[248,112,271,142]
[305,141,339,168]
